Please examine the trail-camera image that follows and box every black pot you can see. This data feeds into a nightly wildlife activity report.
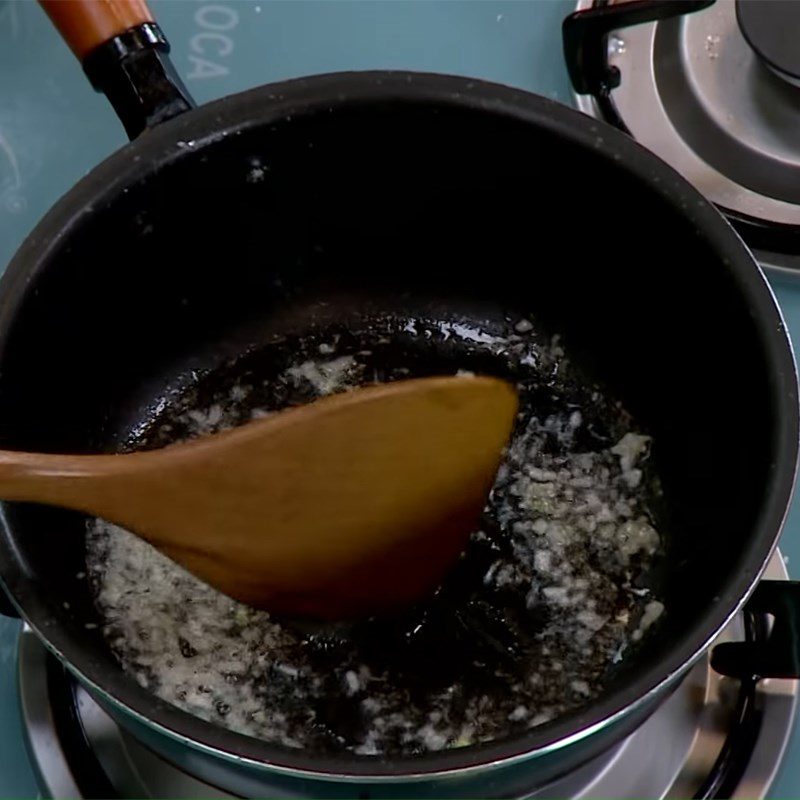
[0,4,798,796]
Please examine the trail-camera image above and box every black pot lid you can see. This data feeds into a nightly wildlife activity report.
[566,0,800,273]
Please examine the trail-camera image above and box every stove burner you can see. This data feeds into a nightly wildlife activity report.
[17,555,797,799]
[566,0,800,273]
[737,0,800,88]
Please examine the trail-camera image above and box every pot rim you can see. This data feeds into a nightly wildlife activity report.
[0,70,797,781]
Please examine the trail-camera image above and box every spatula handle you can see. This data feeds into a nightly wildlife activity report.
[0,451,113,508]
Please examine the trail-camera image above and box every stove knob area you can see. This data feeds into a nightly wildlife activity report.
[737,0,800,87]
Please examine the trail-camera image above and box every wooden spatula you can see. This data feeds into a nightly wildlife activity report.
[0,376,518,618]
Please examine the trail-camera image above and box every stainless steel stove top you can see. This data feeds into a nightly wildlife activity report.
[569,0,800,274]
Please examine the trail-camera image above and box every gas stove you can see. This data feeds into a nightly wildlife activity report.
[2,1,800,797]
[564,0,800,274]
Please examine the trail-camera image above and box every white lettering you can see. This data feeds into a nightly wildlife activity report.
[187,55,230,80]
[187,3,239,80]
[190,31,233,58]
[194,4,239,31]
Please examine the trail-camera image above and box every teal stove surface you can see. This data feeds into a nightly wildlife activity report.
[0,1,799,797]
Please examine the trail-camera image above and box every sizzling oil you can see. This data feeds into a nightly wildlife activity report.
[86,315,664,755]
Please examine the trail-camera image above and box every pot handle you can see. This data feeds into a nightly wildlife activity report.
[39,0,194,139]
[711,579,800,679]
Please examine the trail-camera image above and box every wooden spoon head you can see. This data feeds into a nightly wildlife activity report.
[99,376,519,619]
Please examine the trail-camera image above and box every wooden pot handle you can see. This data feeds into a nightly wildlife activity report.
[40,0,155,60]
[37,0,192,138]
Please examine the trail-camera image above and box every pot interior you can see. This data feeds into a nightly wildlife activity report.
[0,80,790,770]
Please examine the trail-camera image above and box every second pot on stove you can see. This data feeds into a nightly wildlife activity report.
[0,0,798,796]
